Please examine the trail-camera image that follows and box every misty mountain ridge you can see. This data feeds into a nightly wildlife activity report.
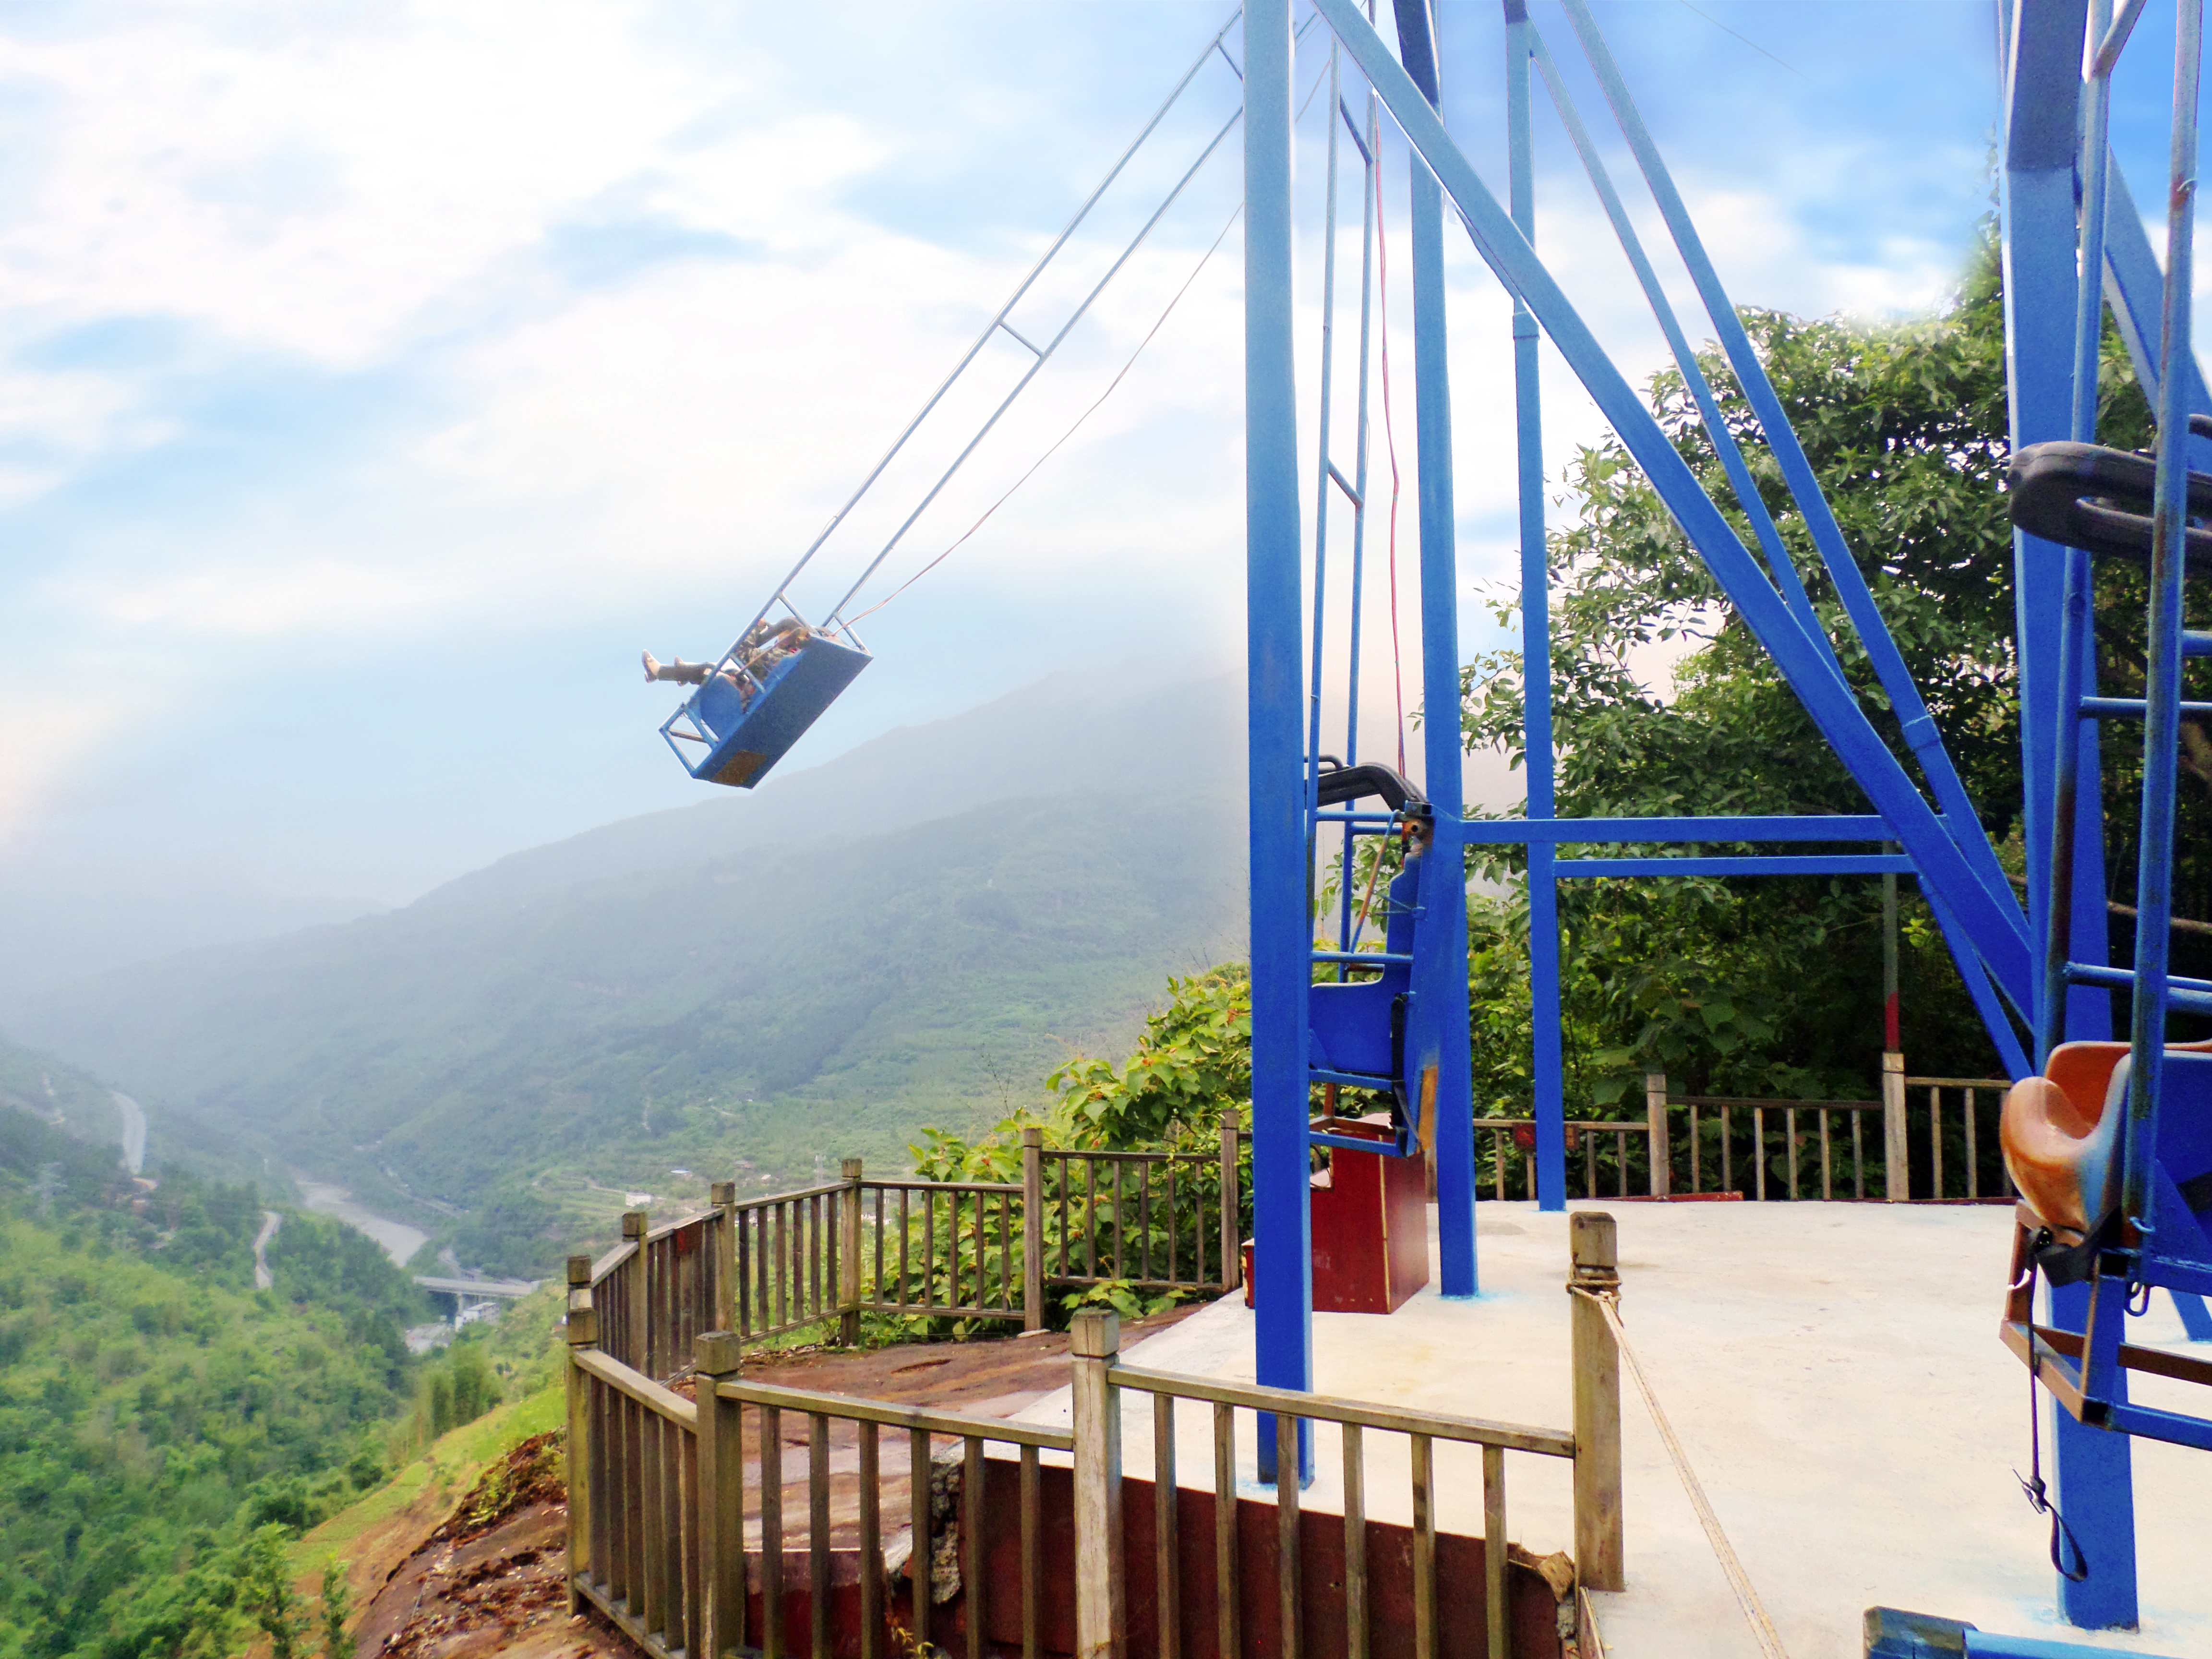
[5,672,1252,1268]
[416,665,1242,910]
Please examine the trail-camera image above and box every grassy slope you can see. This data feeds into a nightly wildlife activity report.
[297,1383,564,1583]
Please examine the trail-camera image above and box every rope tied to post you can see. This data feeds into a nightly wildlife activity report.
[1566,1284,1791,1659]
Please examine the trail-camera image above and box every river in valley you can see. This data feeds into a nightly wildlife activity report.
[295,1178,429,1266]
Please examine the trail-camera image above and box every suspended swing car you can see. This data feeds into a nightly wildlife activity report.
[658,625,872,790]
[1307,761,1443,1159]
[1999,1041,2212,1448]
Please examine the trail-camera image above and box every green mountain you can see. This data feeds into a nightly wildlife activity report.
[9,782,1245,1274]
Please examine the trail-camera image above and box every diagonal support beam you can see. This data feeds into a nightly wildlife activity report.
[1309,0,2034,1015]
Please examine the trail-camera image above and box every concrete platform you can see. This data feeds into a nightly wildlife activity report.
[1014,1202,2212,1659]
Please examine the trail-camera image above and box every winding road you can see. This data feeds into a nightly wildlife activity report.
[111,1091,146,1175]
[252,1211,280,1290]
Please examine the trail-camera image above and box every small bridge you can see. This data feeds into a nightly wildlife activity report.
[415,1275,539,1301]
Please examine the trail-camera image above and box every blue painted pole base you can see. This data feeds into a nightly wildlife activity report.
[2049,1278,2139,1630]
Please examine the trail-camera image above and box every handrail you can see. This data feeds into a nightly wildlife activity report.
[590,1240,637,1286]
[715,1376,1077,1450]
[1111,1362,1577,1459]
[1669,1095,1879,1111]
[1902,1075,2012,1089]
[643,1205,721,1244]
[573,1348,700,1427]
[1039,1149,1219,1165]
[860,1177,1023,1196]
[730,1178,848,1212]
[1476,1114,1654,1131]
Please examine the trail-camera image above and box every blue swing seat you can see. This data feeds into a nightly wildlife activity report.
[677,635,871,789]
[1307,763,1439,1158]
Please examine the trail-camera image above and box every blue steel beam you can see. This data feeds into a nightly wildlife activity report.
[1556,0,2030,970]
[1503,0,1566,1214]
[1463,815,1894,843]
[2004,0,2094,1057]
[1243,0,1313,1485]
[1393,0,1481,1285]
[1554,856,1914,878]
[2101,164,2212,457]
[1310,0,2037,1017]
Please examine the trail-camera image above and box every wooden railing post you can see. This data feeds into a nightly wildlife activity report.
[1881,1052,1908,1202]
[711,1181,738,1337]
[622,1210,649,1371]
[695,1331,745,1659]
[564,1259,598,1615]
[1022,1128,1046,1331]
[1569,1211,1624,1592]
[1070,1310,1125,1659]
[840,1159,864,1346]
[1642,1074,1670,1197]
[1219,1123,1242,1290]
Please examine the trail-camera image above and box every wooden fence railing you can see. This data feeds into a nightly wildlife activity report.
[858,1175,1027,1329]
[582,1133,1246,1365]
[1475,1117,1659,1202]
[1029,1124,1242,1300]
[1894,1071,2018,1202]
[1473,1061,2017,1202]
[562,1217,1622,1659]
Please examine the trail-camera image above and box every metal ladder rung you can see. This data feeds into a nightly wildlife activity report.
[2079,696,2212,718]
[1310,1065,1397,1090]
[2063,961,2212,1013]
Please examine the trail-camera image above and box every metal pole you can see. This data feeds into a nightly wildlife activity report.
[1392,0,1481,1291]
[2043,0,2120,1061]
[1506,0,1567,1216]
[2123,0,2200,1247]
[1341,89,1381,954]
[1883,852,1901,1055]
[1308,42,1344,919]
[1993,0,2137,1625]
[1244,0,1315,1482]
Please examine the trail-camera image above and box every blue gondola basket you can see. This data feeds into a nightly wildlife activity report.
[667,635,872,789]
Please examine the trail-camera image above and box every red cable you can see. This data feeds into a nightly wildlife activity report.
[1374,153,1408,777]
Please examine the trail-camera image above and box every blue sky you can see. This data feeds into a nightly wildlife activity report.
[0,0,2188,932]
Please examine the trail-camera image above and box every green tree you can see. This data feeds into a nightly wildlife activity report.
[317,1559,354,1659]
[233,1526,306,1659]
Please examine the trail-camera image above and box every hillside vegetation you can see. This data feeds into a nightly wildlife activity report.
[0,1097,446,1658]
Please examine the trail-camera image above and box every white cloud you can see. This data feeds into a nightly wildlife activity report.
[0,0,724,365]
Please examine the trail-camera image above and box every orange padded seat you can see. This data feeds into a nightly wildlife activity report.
[2001,1039,2212,1242]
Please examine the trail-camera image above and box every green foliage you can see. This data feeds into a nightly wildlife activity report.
[1044,967,1252,1145]
[390,1337,503,1460]
[233,1525,306,1659]
[316,1560,353,1659]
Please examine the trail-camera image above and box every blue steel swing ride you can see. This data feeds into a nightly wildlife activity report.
[642,0,2212,1639]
